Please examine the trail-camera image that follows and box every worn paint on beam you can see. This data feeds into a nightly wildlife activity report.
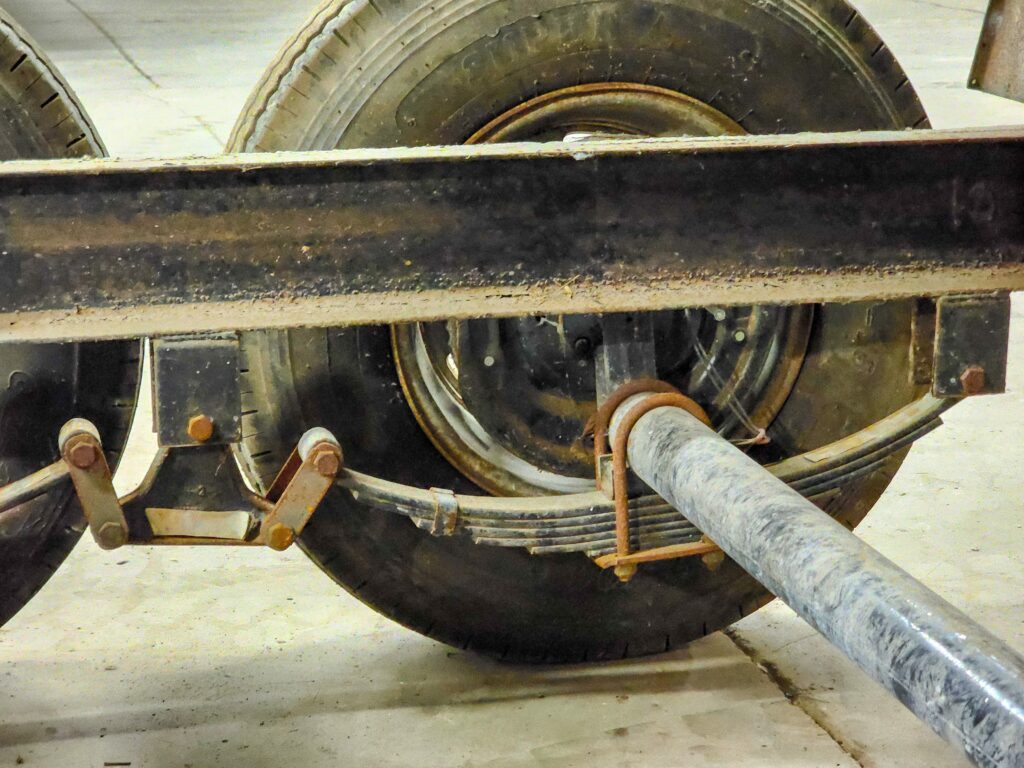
[0,128,1022,342]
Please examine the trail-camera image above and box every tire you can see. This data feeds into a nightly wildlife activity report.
[0,9,140,627]
[229,0,929,662]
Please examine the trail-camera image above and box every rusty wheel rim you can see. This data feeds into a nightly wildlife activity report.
[393,83,812,496]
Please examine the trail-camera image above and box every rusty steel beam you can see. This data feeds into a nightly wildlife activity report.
[0,128,1023,342]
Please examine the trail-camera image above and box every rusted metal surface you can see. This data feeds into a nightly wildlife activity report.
[612,400,1024,767]
[428,487,459,536]
[594,384,713,582]
[257,429,343,551]
[187,415,214,443]
[330,393,951,558]
[589,378,681,483]
[152,334,241,446]
[58,419,128,550]
[0,129,1022,342]
[932,293,1010,397]
[593,538,720,570]
[910,298,937,386]
[970,0,1024,103]
[2,391,950,558]
[465,82,746,144]
[610,393,713,581]
[119,444,268,544]
[44,418,342,548]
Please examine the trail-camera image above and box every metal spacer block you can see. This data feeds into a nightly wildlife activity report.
[932,293,1010,397]
[152,333,241,446]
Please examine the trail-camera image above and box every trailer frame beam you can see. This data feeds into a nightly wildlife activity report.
[0,127,1023,342]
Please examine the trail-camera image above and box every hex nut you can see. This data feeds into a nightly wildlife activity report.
[95,521,127,550]
[959,365,986,396]
[187,414,215,443]
[702,549,726,572]
[312,447,341,478]
[66,438,99,469]
[614,563,638,583]
[266,523,295,551]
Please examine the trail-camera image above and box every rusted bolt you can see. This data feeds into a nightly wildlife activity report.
[312,446,341,478]
[265,523,295,551]
[64,435,99,469]
[959,365,986,396]
[95,521,128,550]
[187,414,215,443]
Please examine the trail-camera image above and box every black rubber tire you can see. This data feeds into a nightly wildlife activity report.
[229,0,928,662]
[0,9,140,627]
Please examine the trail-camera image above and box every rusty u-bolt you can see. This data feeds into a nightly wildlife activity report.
[589,381,711,581]
[611,394,711,581]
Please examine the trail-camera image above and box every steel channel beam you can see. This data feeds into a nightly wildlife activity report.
[0,128,1022,342]
[611,400,1024,767]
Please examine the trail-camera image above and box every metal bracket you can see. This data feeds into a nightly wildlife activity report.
[55,419,341,550]
[429,488,460,536]
[932,293,1010,397]
[590,381,718,582]
[59,419,129,550]
[152,333,241,447]
[257,428,343,550]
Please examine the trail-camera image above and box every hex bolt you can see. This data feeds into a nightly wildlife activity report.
[959,365,986,396]
[265,523,295,551]
[187,414,215,443]
[312,446,341,478]
[297,428,342,463]
[65,437,99,469]
[95,521,128,550]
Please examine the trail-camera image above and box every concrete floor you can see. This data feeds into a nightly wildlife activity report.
[0,1,1022,766]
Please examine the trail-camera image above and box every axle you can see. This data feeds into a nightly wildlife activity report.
[610,396,1024,767]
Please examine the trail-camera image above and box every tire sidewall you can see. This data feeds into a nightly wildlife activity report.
[232,0,926,661]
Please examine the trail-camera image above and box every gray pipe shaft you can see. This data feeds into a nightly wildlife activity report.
[613,401,1024,768]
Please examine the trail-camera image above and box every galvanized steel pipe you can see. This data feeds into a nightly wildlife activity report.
[611,398,1024,768]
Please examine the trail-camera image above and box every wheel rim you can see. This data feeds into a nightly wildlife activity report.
[393,82,813,495]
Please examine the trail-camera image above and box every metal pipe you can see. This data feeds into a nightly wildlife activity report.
[612,399,1024,768]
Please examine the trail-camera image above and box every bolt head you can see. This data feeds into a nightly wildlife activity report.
[95,521,127,550]
[66,439,99,469]
[266,523,295,551]
[312,447,341,477]
[187,415,215,443]
[959,365,986,396]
